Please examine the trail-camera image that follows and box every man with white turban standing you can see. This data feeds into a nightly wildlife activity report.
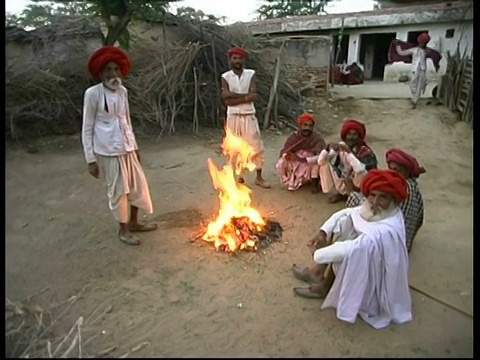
[82,46,157,246]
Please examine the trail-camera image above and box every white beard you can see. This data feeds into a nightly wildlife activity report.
[105,77,122,91]
[359,200,396,222]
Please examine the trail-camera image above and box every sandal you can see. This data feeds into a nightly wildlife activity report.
[254,179,271,189]
[119,232,140,246]
[128,222,158,232]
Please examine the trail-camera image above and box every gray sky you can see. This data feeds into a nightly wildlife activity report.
[6,0,376,24]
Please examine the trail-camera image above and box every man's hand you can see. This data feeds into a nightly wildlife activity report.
[328,142,340,152]
[88,162,100,179]
[307,230,328,254]
[285,152,295,161]
[338,143,351,153]
[245,93,256,103]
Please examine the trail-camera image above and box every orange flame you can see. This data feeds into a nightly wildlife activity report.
[202,128,265,252]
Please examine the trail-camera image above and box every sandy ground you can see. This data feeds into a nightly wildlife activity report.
[6,96,473,358]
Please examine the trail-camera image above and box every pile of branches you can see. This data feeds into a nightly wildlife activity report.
[5,17,302,140]
[5,39,93,140]
[128,17,302,138]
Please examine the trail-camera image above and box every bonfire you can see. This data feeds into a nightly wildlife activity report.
[201,128,283,253]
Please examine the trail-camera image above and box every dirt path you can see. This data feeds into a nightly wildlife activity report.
[6,98,473,357]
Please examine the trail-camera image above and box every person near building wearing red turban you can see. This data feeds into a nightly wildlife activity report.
[81,46,157,246]
[275,113,326,192]
[221,47,271,189]
[346,147,425,252]
[393,32,440,109]
[291,169,412,329]
[306,119,378,203]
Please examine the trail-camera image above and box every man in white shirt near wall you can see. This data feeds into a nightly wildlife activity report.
[82,46,157,246]
[221,47,271,189]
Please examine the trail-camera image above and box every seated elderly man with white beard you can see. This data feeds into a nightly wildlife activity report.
[292,169,412,329]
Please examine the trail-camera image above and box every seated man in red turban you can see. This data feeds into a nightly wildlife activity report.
[221,47,270,189]
[291,169,412,329]
[346,147,425,252]
[307,119,378,203]
[81,46,157,246]
[275,113,326,192]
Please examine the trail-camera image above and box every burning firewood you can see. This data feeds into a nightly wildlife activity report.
[201,129,283,253]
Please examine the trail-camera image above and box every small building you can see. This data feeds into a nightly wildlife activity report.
[242,1,473,82]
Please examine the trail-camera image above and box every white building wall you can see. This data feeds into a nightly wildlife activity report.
[343,20,473,82]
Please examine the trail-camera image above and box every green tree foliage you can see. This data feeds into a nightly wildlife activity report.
[256,0,337,20]
[6,0,180,48]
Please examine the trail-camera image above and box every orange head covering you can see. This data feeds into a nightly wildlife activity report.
[227,47,246,59]
[385,148,426,178]
[297,113,315,126]
[360,169,408,203]
[417,33,431,45]
[87,46,131,80]
[340,119,366,141]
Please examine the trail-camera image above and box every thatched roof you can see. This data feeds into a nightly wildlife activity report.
[5,17,102,44]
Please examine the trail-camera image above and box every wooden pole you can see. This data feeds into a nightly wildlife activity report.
[263,40,285,130]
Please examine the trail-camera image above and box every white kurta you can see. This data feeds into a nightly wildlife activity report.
[81,83,153,223]
[307,149,367,195]
[314,206,412,329]
[222,69,264,171]
[396,46,428,104]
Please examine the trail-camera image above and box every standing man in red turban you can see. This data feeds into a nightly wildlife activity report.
[221,47,270,189]
[346,147,425,252]
[394,32,439,109]
[81,46,157,246]
[291,169,412,329]
[275,113,326,192]
[306,119,378,203]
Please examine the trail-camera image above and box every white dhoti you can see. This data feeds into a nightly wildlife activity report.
[225,113,265,171]
[97,152,153,223]
[410,70,427,104]
[319,152,367,196]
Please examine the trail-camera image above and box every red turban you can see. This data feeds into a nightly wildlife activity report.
[87,46,131,80]
[361,169,408,203]
[340,119,366,141]
[417,33,431,44]
[298,113,315,126]
[386,148,426,178]
[227,47,246,59]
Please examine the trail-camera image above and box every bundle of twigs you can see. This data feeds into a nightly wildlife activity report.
[6,285,149,358]
[5,41,92,140]
[5,16,302,141]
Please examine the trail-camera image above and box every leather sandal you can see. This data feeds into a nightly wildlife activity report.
[119,232,140,246]
[128,222,158,232]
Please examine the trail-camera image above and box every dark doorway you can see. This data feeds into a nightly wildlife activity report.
[332,34,350,64]
[407,30,429,45]
[359,32,397,80]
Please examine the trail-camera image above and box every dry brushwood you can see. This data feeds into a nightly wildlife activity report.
[126,17,302,138]
[5,285,141,358]
[6,16,302,141]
